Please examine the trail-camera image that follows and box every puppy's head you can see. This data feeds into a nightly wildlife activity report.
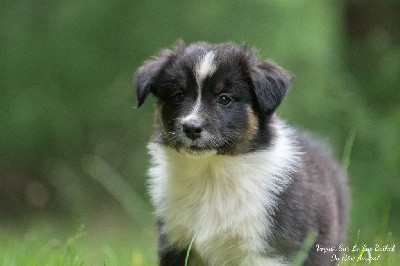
[135,41,291,156]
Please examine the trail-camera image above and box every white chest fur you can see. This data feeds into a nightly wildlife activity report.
[147,121,300,265]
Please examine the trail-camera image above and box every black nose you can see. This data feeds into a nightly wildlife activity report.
[182,122,203,140]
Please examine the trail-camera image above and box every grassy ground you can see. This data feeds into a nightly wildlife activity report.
[0,222,398,265]
[292,230,398,266]
[0,222,157,266]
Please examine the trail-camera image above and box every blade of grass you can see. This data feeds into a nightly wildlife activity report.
[185,235,196,266]
[292,230,318,266]
[352,230,361,259]
[81,155,152,227]
[342,130,356,171]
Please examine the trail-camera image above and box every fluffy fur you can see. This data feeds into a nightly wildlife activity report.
[135,41,349,266]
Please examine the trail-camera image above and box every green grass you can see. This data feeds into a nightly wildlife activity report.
[291,229,399,266]
[1,224,397,265]
[184,235,196,266]
[342,130,356,172]
[292,230,319,266]
[341,231,398,265]
[0,223,157,266]
[0,225,86,266]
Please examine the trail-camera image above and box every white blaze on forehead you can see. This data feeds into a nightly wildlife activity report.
[195,51,217,86]
[183,51,217,123]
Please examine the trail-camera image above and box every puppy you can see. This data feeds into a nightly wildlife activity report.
[135,41,349,265]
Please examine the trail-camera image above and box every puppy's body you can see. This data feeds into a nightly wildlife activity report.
[135,41,349,265]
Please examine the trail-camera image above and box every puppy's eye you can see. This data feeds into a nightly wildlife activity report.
[172,91,185,103]
[218,95,233,106]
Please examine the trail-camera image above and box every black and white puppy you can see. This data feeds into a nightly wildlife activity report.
[135,41,349,265]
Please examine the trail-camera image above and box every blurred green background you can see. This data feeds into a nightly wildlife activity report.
[1,0,399,265]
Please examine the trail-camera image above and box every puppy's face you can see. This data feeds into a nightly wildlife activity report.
[135,41,291,156]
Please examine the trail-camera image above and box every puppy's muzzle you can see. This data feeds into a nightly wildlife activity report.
[182,120,203,141]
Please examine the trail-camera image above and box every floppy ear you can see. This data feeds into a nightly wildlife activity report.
[135,42,184,107]
[250,60,292,115]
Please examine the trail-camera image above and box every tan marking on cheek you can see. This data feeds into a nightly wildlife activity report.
[234,106,259,154]
[215,81,225,93]
[245,106,259,140]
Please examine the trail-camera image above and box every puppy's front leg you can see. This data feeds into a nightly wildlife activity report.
[157,219,187,266]
[159,248,186,266]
